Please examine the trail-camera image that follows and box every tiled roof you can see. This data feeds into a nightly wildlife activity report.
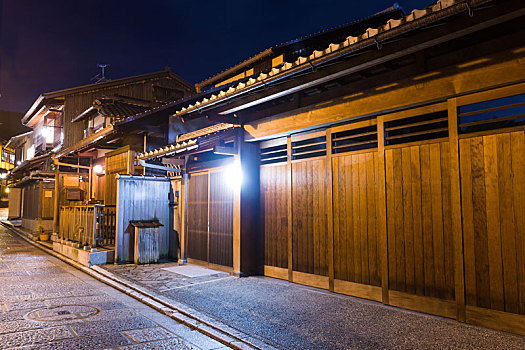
[173,0,486,118]
[96,98,150,118]
[197,4,404,89]
[72,98,151,122]
[137,123,236,160]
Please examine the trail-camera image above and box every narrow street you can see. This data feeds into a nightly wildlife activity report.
[0,225,228,350]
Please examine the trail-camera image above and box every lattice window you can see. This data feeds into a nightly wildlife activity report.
[331,124,377,154]
[458,93,525,134]
[384,110,448,146]
[260,143,288,165]
[291,135,326,160]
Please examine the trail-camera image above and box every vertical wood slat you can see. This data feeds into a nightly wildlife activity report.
[510,132,525,315]
[385,141,455,300]
[209,170,234,267]
[332,151,381,287]
[287,136,293,281]
[292,158,329,276]
[326,130,335,291]
[460,131,525,315]
[260,164,288,269]
[448,98,465,320]
[377,116,389,303]
[187,173,209,262]
[484,135,504,311]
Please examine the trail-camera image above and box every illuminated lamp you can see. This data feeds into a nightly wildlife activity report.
[93,164,104,174]
[224,159,242,188]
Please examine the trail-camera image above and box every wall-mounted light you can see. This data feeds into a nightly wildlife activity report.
[0,173,7,179]
[5,187,9,193]
[41,126,53,144]
[224,158,242,189]
[93,164,104,174]
[26,145,35,160]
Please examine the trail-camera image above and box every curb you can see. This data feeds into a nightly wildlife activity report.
[1,222,276,350]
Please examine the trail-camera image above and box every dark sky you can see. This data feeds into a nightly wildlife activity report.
[0,0,428,114]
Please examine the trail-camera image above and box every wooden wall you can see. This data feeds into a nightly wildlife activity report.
[385,143,454,300]
[333,152,380,287]
[187,173,208,262]
[186,169,234,267]
[460,133,525,314]
[105,146,136,205]
[115,176,171,263]
[209,171,234,267]
[63,75,193,149]
[260,164,288,269]
[292,158,329,277]
[22,182,39,219]
[259,81,525,335]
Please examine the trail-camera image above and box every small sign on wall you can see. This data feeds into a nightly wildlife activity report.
[44,190,53,198]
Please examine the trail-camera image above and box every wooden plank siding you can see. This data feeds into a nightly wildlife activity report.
[186,169,234,268]
[62,76,190,149]
[260,164,288,269]
[385,142,455,300]
[208,170,234,267]
[292,158,329,277]
[332,151,380,287]
[460,133,525,315]
[255,78,525,335]
[187,173,209,262]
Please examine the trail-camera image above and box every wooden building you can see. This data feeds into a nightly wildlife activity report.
[10,69,194,252]
[139,0,525,336]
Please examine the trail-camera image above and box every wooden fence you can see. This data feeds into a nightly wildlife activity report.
[59,204,116,247]
[114,176,171,263]
[260,82,525,335]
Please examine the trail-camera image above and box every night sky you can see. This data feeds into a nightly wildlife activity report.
[0,0,428,114]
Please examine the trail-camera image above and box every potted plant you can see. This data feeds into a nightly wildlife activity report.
[37,218,49,241]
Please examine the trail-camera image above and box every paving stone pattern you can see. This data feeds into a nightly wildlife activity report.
[103,263,231,292]
[0,226,228,349]
[103,261,525,349]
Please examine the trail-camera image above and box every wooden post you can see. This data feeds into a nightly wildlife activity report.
[233,153,241,274]
[448,98,466,322]
[53,168,60,234]
[179,173,188,264]
[134,226,140,264]
[287,136,293,282]
[326,129,334,292]
[38,181,43,220]
[377,116,390,304]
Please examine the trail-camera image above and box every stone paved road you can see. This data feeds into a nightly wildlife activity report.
[103,263,525,350]
[0,226,229,350]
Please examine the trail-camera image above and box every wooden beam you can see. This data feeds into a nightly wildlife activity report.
[205,112,241,125]
[245,52,525,140]
[162,158,185,166]
[199,2,524,119]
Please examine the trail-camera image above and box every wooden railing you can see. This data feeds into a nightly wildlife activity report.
[59,204,116,247]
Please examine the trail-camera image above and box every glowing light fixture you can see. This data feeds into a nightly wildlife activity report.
[41,126,53,144]
[224,159,242,189]
[0,173,7,179]
[93,164,104,174]
[5,187,9,193]
[26,145,35,160]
